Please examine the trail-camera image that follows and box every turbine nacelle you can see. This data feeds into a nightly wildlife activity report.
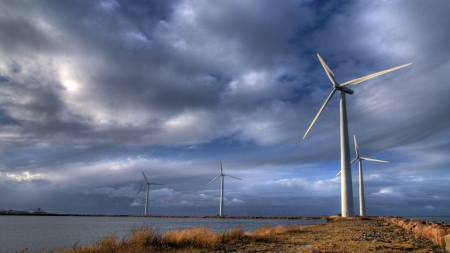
[339,86,354,94]
[333,82,354,94]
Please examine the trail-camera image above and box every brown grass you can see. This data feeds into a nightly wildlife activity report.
[248,223,306,241]
[37,223,306,253]
[43,226,162,253]
[249,225,277,241]
[284,223,305,233]
[220,226,246,244]
[161,226,221,248]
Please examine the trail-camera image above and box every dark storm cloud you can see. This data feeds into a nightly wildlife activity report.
[0,0,449,216]
[0,0,314,149]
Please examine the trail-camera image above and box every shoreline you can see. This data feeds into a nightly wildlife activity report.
[2,212,447,220]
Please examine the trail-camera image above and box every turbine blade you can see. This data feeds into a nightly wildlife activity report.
[149,183,165,185]
[137,184,146,194]
[142,171,149,183]
[219,159,223,174]
[223,174,242,180]
[351,157,358,164]
[206,175,221,185]
[354,135,359,157]
[303,89,336,139]
[317,54,337,85]
[339,63,412,87]
[336,171,341,177]
[359,156,389,163]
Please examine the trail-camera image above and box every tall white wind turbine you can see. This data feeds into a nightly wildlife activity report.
[303,54,411,217]
[351,135,388,217]
[137,171,164,216]
[206,159,241,216]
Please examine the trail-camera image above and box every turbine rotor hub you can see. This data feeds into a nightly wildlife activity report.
[338,86,355,94]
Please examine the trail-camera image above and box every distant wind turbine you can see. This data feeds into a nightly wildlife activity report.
[351,135,388,216]
[303,54,411,217]
[206,159,241,216]
[137,171,164,216]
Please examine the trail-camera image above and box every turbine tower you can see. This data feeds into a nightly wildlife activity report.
[206,159,241,216]
[351,135,388,216]
[303,54,411,217]
[137,171,164,216]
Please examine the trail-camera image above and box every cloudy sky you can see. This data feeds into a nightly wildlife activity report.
[0,0,449,217]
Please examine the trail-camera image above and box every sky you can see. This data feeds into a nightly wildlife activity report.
[0,0,449,217]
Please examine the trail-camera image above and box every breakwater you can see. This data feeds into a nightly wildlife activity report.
[385,217,450,251]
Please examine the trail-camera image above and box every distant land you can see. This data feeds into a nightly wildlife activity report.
[0,209,327,220]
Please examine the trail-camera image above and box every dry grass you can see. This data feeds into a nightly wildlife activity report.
[43,226,162,253]
[248,223,306,241]
[161,226,221,248]
[220,226,246,245]
[36,223,306,253]
[249,225,277,241]
[284,223,305,233]
[127,226,161,246]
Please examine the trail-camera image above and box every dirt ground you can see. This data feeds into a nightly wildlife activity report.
[212,217,445,253]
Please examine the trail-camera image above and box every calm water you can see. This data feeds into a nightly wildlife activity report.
[0,216,325,252]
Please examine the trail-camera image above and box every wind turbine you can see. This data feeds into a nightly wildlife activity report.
[303,54,411,217]
[137,171,164,216]
[351,135,388,217]
[206,159,241,216]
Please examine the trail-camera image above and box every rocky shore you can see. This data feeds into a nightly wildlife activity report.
[386,217,450,252]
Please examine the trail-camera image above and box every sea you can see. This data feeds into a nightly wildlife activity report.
[0,216,325,252]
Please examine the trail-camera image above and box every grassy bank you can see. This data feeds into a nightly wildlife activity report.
[36,224,304,253]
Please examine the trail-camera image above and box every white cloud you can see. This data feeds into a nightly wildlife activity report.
[244,177,340,198]
[371,188,403,198]
[424,205,435,210]
[130,198,143,207]
[2,171,44,181]
[227,198,245,205]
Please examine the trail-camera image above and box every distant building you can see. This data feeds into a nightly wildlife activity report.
[0,208,47,215]
[33,208,46,214]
